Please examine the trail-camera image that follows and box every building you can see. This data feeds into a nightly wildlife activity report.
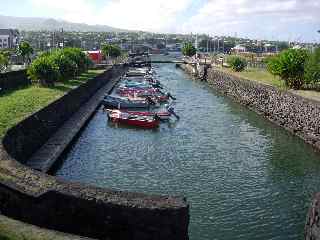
[0,29,20,49]
[231,44,247,53]
[85,50,103,64]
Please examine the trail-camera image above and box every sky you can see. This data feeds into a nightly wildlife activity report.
[1,0,320,42]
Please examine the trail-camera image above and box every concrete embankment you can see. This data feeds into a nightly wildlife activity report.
[177,63,320,240]
[0,65,189,240]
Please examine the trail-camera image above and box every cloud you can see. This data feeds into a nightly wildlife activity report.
[28,0,320,41]
[96,0,193,31]
[180,0,320,41]
[30,0,193,31]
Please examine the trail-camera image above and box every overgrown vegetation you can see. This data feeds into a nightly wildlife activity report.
[267,48,309,89]
[182,42,196,57]
[27,56,60,87]
[305,48,320,85]
[27,48,92,86]
[227,56,247,72]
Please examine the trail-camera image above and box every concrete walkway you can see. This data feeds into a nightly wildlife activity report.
[27,73,121,173]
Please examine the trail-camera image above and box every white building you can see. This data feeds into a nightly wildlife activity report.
[0,29,20,49]
[231,44,247,53]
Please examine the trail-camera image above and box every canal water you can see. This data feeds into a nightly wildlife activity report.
[55,55,320,240]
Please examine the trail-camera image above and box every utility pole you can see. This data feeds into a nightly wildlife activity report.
[52,31,55,49]
[222,37,224,53]
[61,28,64,48]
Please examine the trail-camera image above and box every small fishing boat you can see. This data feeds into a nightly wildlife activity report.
[118,105,179,121]
[108,110,160,129]
[116,87,159,96]
[123,110,171,121]
[102,95,152,109]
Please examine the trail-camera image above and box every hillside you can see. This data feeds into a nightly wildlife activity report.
[0,15,126,32]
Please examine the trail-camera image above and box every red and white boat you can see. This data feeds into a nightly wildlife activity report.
[107,110,160,129]
[124,110,171,121]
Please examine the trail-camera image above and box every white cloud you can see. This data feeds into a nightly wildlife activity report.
[29,0,320,41]
[180,0,320,40]
[30,0,193,31]
[96,0,193,31]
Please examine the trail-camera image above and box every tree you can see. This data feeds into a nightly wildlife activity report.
[0,52,9,72]
[50,50,77,80]
[227,56,247,72]
[267,48,309,89]
[27,56,59,86]
[17,41,33,65]
[101,44,122,58]
[182,42,196,57]
[62,48,91,74]
[305,48,320,84]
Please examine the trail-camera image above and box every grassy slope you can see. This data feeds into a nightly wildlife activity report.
[0,214,88,240]
[219,67,285,88]
[218,66,320,101]
[0,69,104,138]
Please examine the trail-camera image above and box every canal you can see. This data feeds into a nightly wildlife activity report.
[55,56,320,240]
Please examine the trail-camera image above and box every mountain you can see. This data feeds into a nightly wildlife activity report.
[0,15,127,32]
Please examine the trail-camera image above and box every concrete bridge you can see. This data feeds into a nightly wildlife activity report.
[150,60,186,64]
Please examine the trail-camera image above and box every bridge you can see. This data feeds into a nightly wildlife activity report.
[150,60,186,64]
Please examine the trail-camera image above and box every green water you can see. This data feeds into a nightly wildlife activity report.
[56,57,320,239]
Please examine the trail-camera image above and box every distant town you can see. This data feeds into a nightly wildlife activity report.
[1,28,319,66]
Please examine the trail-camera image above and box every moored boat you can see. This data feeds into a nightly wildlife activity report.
[107,110,160,129]
[102,95,152,109]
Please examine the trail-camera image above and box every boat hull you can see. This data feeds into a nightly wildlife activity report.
[108,114,160,129]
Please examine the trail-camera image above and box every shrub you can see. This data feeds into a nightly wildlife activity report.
[50,50,77,80]
[28,47,92,86]
[227,56,247,72]
[182,42,196,57]
[62,48,90,74]
[27,56,59,86]
[267,48,309,89]
[305,48,320,84]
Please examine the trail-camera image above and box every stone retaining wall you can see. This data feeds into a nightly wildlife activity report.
[205,67,320,150]
[0,66,189,240]
[0,70,31,92]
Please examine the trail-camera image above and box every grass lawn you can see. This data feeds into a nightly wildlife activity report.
[0,69,105,138]
[0,214,84,240]
[217,66,320,102]
[218,66,286,89]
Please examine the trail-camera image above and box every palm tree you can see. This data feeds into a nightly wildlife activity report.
[17,41,33,66]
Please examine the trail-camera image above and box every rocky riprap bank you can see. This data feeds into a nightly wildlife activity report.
[0,65,189,240]
[177,63,320,240]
